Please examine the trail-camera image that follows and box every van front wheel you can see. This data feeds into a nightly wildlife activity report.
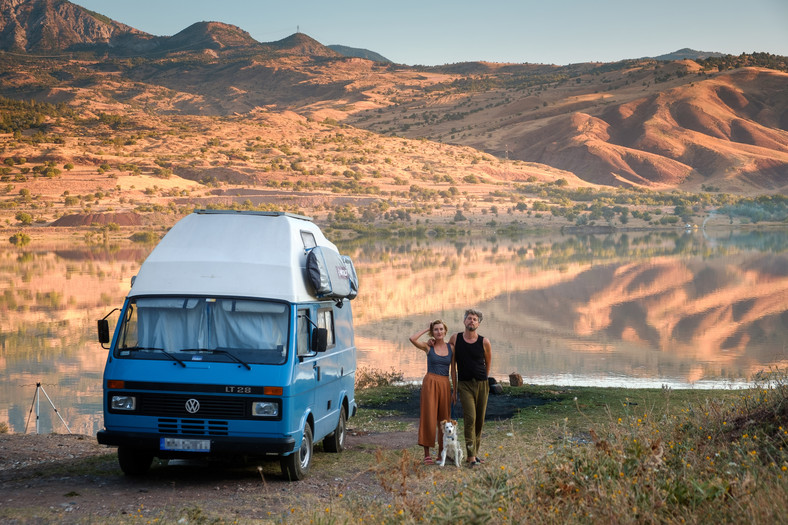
[280,424,313,481]
[323,405,346,453]
[117,446,153,476]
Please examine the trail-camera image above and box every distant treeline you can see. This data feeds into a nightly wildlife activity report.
[0,96,75,133]
[718,195,788,224]
[697,52,788,73]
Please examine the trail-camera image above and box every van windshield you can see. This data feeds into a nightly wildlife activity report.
[114,297,289,365]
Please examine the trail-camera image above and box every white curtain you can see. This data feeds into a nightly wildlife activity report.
[133,298,287,358]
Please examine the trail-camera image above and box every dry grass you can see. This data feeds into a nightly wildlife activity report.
[287,369,788,524]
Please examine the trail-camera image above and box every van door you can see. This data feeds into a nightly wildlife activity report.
[312,304,337,438]
[293,308,316,436]
[294,306,335,441]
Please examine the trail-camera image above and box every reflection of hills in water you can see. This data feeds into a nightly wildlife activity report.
[495,255,787,361]
[1,230,787,433]
[0,242,155,434]
[1,231,786,377]
[0,243,147,335]
[351,230,788,383]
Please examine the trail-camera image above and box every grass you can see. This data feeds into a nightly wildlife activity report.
[2,369,785,524]
[289,368,788,524]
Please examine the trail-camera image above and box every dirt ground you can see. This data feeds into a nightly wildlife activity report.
[0,429,408,523]
[0,389,544,523]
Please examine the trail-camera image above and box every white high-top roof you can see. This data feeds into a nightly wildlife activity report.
[129,211,338,302]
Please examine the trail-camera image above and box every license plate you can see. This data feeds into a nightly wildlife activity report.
[160,437,210,452]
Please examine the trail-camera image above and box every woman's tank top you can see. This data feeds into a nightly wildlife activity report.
[426,344,452,376]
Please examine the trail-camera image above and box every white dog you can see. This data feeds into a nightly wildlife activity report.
[437,419,464,467]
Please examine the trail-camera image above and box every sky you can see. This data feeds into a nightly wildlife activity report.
[72,0,788,66]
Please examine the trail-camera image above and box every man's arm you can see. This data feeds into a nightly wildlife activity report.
[483,338,492,377]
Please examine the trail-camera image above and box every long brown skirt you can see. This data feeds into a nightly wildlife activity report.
[418,372,451,450]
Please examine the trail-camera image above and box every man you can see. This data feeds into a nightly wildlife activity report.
[450,308,492,466]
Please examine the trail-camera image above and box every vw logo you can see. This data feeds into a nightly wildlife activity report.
[185,398,200,414]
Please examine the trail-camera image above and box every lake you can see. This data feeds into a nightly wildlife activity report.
[1,227,787,435]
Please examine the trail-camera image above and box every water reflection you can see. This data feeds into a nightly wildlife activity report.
[1,229,787,434]
[347,229,788,386]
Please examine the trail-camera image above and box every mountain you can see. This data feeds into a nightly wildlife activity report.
[0,0,151,53]
[328,44,391,63]
[165,21,259,52]
[469,66,788,189]
[348,58,788,191]
[653,48,726,61]
[0,0,786,193]
[270,33,341,58]
[0,0,341,57]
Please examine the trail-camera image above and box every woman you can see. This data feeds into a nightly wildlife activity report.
[409,319,456,464]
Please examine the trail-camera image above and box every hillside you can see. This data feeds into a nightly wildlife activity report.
[348,61,788,192]
[328,44,391,63]
[0,0,154,53]
[0,0,786,236]
[165,22,259,51]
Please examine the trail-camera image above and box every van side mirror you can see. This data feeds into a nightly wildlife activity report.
[311,327,328,353]
[97,319,110,346]
[98,308,120,349]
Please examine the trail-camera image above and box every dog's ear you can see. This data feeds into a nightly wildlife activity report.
[451,419,457,425]
[440,419,447,425]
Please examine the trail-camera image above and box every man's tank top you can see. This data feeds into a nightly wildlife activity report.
[426,344,452,376]
[454,333,487,381]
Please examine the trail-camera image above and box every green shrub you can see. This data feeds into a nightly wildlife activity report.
[129,231,159,243]
[9,232,30,245]
[14,212,32,225]
[355,367,404,389]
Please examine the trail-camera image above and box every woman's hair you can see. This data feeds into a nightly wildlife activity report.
[430,319,448,335]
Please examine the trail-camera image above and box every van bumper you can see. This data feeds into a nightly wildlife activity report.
[97,430,296,456]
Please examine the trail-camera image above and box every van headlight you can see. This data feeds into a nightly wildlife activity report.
[252,401,279,417]
[111,395,136,411]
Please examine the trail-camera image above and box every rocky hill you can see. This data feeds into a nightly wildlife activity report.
[0,0,153,53]
[165,21,259,52]
[328,44,391,63]
[0,0,786,196]
[652,48,726,61]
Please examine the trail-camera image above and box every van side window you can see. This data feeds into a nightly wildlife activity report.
[317,308,335,348]
[300,231,316,249]
[297,309,310,356]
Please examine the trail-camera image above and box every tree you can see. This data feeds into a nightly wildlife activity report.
[15,212,32,225]
[674,204,693,224]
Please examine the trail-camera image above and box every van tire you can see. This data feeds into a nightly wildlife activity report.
[323,405,346,453]
[280,424,313,481]
[117,446,153,476]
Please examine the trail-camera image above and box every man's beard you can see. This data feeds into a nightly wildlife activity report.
[466,325,477,332]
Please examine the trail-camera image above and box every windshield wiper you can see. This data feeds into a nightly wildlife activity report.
[180,349,252,370]
[125,346,186,367]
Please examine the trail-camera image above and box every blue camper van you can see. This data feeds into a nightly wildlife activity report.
[96,210,358,481]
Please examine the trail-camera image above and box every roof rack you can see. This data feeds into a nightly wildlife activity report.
[194,209,313,221]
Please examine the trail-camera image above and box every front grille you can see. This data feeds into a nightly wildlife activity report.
[158,418,229,436]
[139,393,247,418]
[108,391,281,421]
